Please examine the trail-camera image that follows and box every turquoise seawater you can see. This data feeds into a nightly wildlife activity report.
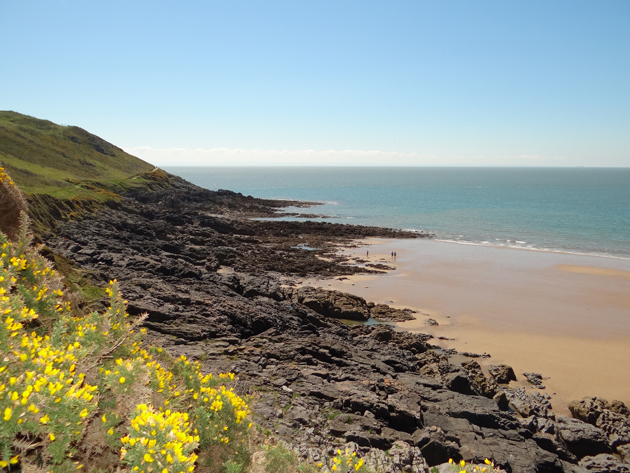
[164,167,630,259]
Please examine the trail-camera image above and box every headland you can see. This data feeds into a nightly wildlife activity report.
[4,111,630,472]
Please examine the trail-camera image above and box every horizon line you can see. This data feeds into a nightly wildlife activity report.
[157,164,629,168]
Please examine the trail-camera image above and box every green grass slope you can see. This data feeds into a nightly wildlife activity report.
[0,111,176,237]
[0,110,155,198]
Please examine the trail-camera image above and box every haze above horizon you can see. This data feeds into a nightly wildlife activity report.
[2,1,629,167]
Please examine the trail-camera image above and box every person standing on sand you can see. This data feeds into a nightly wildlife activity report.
[366,250,369,257]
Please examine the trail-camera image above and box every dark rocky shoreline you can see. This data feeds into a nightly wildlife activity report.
[41,175,630,473]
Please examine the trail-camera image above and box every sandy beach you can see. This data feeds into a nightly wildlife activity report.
[306,238,630,414]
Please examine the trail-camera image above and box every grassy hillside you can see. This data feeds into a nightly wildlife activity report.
[0,110,155,198]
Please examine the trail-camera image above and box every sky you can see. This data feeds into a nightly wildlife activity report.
[2,0,629,166]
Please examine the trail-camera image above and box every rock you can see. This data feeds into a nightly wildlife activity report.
[569,397,611,425]
[506,388,554,419]
[532,434,577,463]
[596,409,630,448]
[420,362,474,395]
[555,416,612,459]
[617,443,630,463]
[523,372,546,389]
[569,397,630,448]
[370,304,416,322]
[461,360,498,398]
[287,286,370,321]
[610,400,630,417]
[328,414,380,438]
[415,351,443,368]
[493,391,509,411]
[361,442,429,473]
[286,406,310,425]
[344,430,392,450]
[426,318,439,326]
[460,351,490,358]
[39,172,610,472]
[412,427,461,466]
[387,440,429,473]
[489,364,517,384]
[578,453,630,472]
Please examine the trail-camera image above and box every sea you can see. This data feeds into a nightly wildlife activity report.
[163,167,630,260]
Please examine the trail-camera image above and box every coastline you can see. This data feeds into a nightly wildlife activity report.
[10,113,630,470]
[40,183,630,470]
[306,238,630,413]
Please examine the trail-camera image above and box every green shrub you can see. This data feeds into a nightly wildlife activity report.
[0,219,251,472]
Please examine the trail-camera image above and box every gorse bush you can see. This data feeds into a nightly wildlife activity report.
[0,167,27,242]
[0,217,251,472]
[445,458,497,473]
[325,448,365,473]
[0,220,95,469]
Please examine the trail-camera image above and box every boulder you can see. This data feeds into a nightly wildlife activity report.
[569,397,611,425]
[412,427,461,466]
[569,397,630,448]
[523,372,546,389]
[420,362,475,395]
[462,360,498,398]
[489,364,517,384]
[288,287,370,320]
[555,416,611,459]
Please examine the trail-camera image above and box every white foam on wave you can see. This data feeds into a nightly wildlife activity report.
[434,238,630,261]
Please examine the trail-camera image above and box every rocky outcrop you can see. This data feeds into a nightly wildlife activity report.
[41,180,625,473]
[461,360,498,398]
[285,286,370,320]
[523,372,546,389]
[283,287,417,322]
[555,417,612,458]
[489,364,517,384]
[568,396,630,460]
[370,304,416,322]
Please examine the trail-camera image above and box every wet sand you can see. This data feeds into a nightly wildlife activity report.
[308,239,630,414]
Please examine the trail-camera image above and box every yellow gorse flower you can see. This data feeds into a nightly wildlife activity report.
[0,232,253,473]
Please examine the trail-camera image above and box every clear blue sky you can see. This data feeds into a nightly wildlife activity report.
[2,1,629,166]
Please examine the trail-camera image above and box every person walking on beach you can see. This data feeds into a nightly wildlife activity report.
[366,250,369,257]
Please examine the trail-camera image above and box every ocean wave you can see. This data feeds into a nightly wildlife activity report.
[434,238,630,260]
